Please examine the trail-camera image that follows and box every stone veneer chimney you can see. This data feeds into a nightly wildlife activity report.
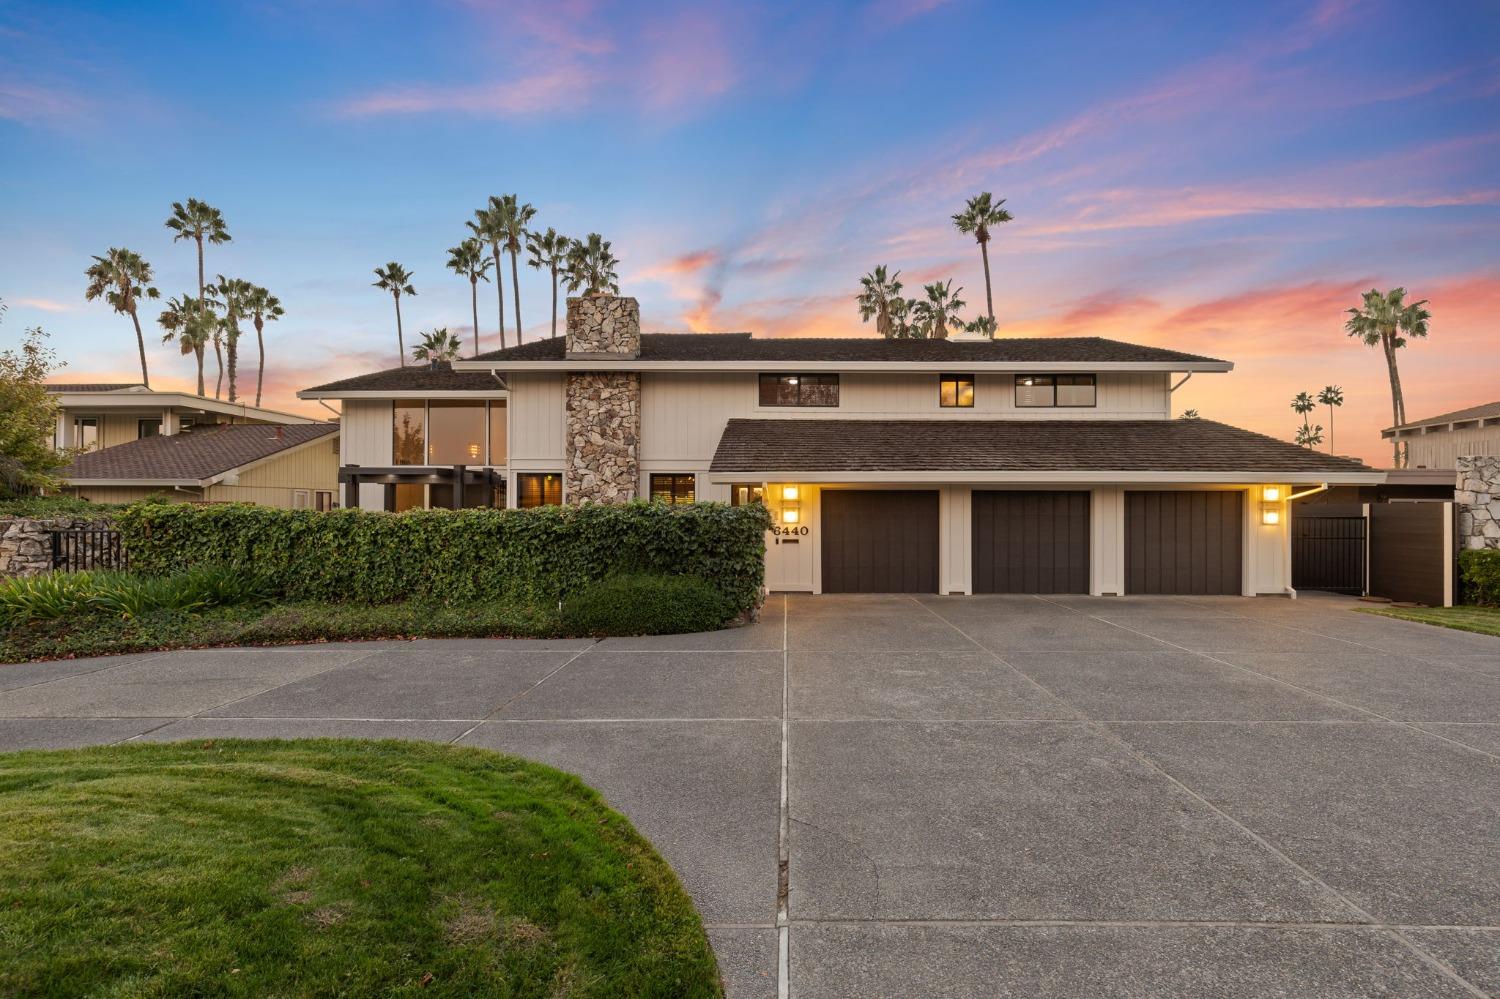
[563,295,642,504]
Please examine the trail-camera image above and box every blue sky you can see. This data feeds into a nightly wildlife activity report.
[2,0,1497,461]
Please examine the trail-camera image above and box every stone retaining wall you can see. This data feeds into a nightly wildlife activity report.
[0,516,115,578]
[1457,455,1500,550]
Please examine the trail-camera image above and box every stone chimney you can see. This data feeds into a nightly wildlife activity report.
[566,295,640,359]
[563,295,642,504]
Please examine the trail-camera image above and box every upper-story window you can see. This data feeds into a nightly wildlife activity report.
[137,418,162,439]
[393,400,506,465]
[759,373,839,408]
[1015,374,1097,408]
[940,374,975,408]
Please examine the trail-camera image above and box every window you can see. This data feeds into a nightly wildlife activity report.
[518,473,562,508]
[1015,374,1096,408]
[650,473,696,505]
[940,374,975,408]
[314,490,335,512]
[730,483,765,507]
[488,400,507,465]
[393,405,426,464]
[292,489,310,509]
[426,401,486,464]
[758,373,839,407]
[137,418,162,438]
[73,417,99,451]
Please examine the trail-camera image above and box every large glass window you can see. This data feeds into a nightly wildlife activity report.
[393,405,426,464]
[518,473,562,508]
[940,374,975,408]
[730,483,764,507]
[426,401,486,464]
[1014,374,1096,408]
[758,373,839,407]
[649,474,696,505]
[488,400,507,465]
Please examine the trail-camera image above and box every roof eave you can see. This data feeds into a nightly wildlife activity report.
[705,470,1384,485]
[297,389,509,400]
[63,477,207,488]
[452,359,1234,373]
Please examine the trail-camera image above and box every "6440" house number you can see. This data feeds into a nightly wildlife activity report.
[772,525,810,537]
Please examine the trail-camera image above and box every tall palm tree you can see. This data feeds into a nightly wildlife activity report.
[856,265,904,339]
[526,227,569,338]
[1345,288,1430,467]
[83,247,159,387]
[952,192,1013,324]
[165,199,231,391]
[212,276,254,403]
[562,233,620,296]
[1292,391,1315,440]
[412,327,462,364]
[498,194,535,342]
[888,296,918,339]
[243,284,283,407]
[468,198,508,348]
[911,280,967,339]
[1318,385,1344,454]
[372,262,416,366]
[157,294,216,396]
[446,239,493,357]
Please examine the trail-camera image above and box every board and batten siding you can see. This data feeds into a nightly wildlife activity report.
[340,400,394,509]
[1401,425,1500,469]
[508,373,567,468]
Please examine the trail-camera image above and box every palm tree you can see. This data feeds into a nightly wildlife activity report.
[1292,391,1316,438]
[1318,385,1344,454]
[856,265,904,338]
[888,296,918,338]
[165,199,231,392]
[526,227,569,338]
[498,195,535,342]
[563,233,620,296]
[1295,424,1325,449]
[83,248,159,387]
[911,280,967,339]
[951,192,1013,324]
[446,239,493,356]
[963,315,997,337]
[243,284,283,407]
[1179,409,1201,420]
[157,294,216,396]
[372,262,416,366]
[468,198,508,348]
[412,327,462,364]
[212,276,254,403]
[1345,288,1430,467]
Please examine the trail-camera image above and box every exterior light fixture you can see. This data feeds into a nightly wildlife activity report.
[467,443,481,460]
[1262,486,1281,502]
[783,508,801,524]
[1261,506,1281,526]
[783,485,799,501]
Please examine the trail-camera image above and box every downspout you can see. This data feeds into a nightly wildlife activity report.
[1169,372,1193,393]
[316,399,340,419]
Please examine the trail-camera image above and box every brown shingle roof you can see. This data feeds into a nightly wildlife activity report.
[709,419,1377,475]
[473,333,1228,366]
[63,423,338,482]
[46,383,147,393]
[1389,400,1500,432]
[302,360,506,394]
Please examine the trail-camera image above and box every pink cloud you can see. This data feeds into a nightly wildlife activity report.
[13,297,76,313]
[0,80,88,124]
[865,0,955,28]
[338,65,597,118]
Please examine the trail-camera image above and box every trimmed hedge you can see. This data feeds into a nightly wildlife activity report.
[116,501,771,614]
[1459,549,1500,606]
[562,573,735,637]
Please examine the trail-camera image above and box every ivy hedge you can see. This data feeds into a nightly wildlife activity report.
[1459,549,1500,606]
[115,501,771,613]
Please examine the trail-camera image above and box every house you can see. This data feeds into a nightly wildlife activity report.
[47,383,323,451]
[297,362,509,511]
[306,294,1384,595]
[61,422,340,509]
[1383,400,1500,470]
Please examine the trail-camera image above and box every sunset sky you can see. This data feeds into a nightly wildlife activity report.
[2,0,1497,465]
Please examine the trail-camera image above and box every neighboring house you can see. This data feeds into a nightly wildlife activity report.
[406,294,1379,598]
[1383,401,1500,469]
[46,383,322,452]
[62,423,340,509]
[297,362,509,511]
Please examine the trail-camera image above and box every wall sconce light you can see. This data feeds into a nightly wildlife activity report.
[1262,486,1281,502]
[783,485,799,501]
[1261,505,1281,526]
[783,507,801,524]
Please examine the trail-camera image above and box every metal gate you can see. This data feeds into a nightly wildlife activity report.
[50,529,128,571]
[1291,515,1366,594]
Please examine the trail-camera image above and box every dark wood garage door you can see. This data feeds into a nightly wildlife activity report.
[821,490,939,593]
[972,491,1090,593]
[1126,491,1243,595]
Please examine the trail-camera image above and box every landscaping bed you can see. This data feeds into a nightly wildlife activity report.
[0,739,722,997]
[1358,605,1500,638]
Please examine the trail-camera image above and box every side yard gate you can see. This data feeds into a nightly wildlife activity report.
[1293,501,1455,606]
[50,529,128,572]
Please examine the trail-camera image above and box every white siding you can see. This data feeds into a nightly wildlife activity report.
[1401,424,1500,469]
[341,400,393,510]
[941,486,972,595]
[1090,486,1125,596]
[509,373,566,467]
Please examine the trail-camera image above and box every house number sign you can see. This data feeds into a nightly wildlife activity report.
[771,525,810,537]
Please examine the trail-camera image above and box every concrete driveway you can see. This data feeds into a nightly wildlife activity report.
[3,593,1498,997]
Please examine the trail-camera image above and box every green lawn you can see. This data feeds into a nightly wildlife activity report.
[1359,605,1500,637]
[0,740,722,998]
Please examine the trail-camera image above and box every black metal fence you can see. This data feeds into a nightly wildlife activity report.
[1291,515,1366,594]
[50,529,128,572]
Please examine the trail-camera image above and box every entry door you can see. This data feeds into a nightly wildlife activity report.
[972,490,1090,593]
[1125,491,1243,595]
[821,490,939,593]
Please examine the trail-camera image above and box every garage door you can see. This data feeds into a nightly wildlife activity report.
[972,491,1090,593]
[822,490,938,593]
[1126,491,1243,595]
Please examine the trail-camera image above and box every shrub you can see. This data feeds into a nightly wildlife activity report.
[1460,549,1500,606]
[116,501,771,616]
[560,573,734,637]
[0,495,131,518]
[0,572,98,624]
[0,566,276,625]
